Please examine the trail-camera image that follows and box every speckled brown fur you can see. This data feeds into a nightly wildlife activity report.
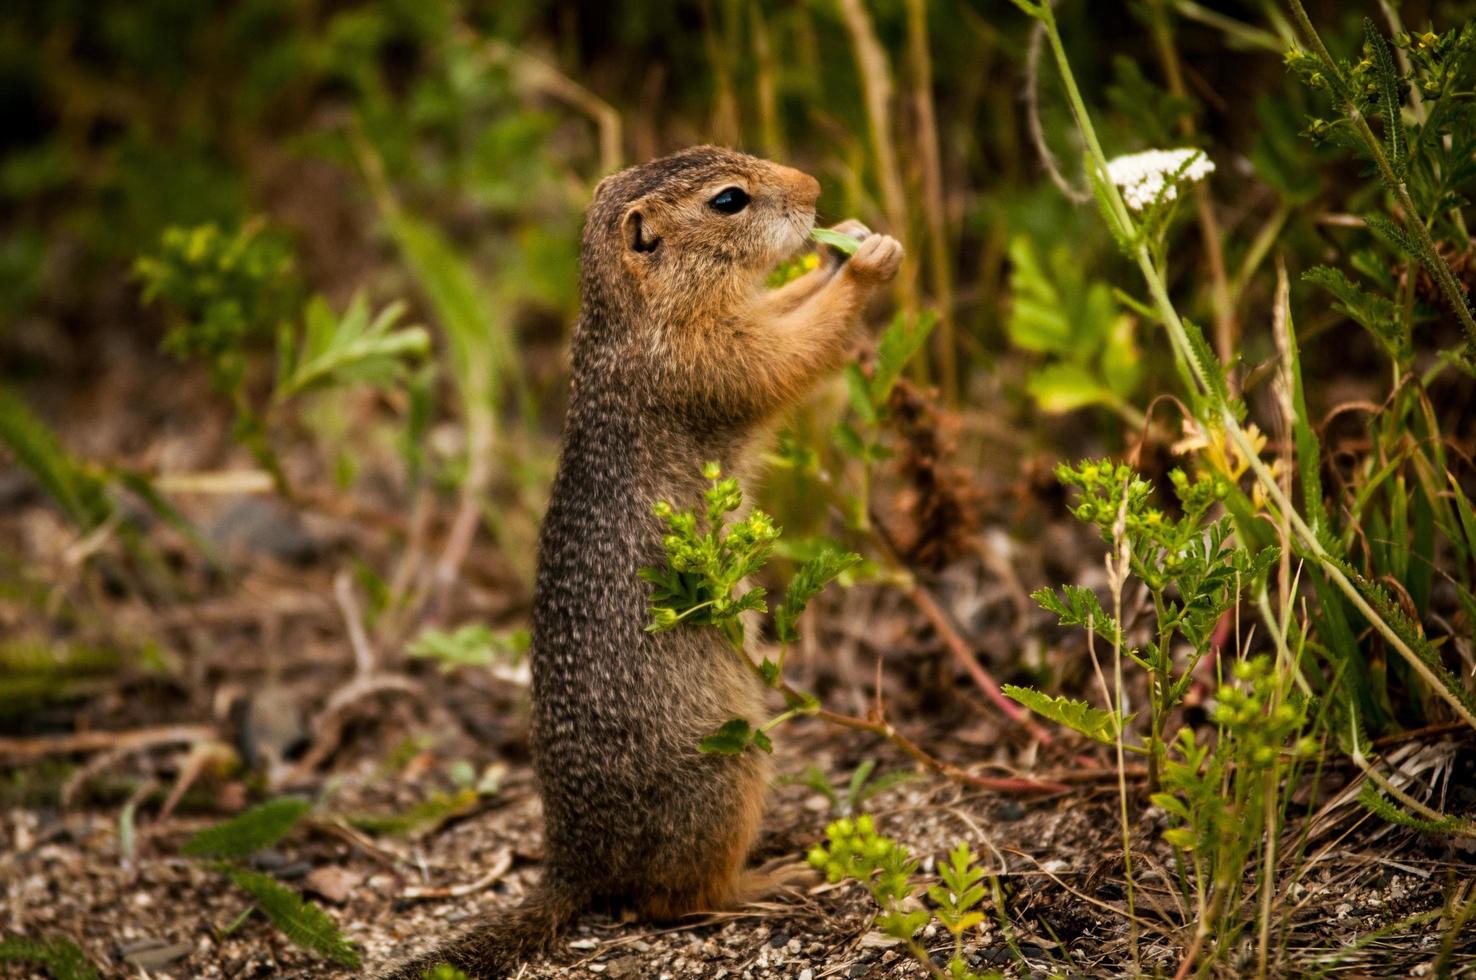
[380,146,902,979]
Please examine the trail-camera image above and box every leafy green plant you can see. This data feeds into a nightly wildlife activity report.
[134,221,300,392]
[830,312,938,530]
[1006,235,1142,422]
[643,462,785,652]
[135,220,428,497]
[1002,4,1476,971]
[807,815,999,980]
[275,295,429,401]
[1151,657,1317,954]
[1019,459,1277,785]
[181,797,360,968]
[644,462,855,754]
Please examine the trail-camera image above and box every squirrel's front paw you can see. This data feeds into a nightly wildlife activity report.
[846,233,904,284]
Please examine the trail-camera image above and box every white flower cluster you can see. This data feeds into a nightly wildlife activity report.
[1105,148,1215,211]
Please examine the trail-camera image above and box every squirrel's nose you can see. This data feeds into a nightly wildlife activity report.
[780,168,821,205]
[797,172,821,203]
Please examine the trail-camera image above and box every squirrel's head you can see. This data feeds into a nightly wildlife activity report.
[583,146,819,322]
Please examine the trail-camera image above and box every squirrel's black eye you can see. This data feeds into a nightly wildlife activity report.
[708,187,750,214]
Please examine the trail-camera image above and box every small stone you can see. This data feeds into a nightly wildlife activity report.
[569,938,601,951]
[860,932,900,949]
[123,941,194,969]
[798,971,814,980]
[305,865,363,905]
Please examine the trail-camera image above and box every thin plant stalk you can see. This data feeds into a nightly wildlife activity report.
[1106,473,1141,972]
[1146,0,1236,368]
[904,0,958,401]
[836,0,922,358]
[749,1,784,159]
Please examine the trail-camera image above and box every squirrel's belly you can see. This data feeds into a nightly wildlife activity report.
[529,627,768,897]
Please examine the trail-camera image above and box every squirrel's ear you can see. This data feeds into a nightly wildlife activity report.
[622,205,660,254]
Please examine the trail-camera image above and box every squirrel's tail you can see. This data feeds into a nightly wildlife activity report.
[376,886,580,980]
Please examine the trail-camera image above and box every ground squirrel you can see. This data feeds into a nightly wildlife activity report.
[382,145,903,979]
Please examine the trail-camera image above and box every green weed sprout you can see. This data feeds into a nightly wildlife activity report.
[808,816,998,980]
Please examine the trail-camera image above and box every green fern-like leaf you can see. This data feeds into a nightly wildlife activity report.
[0,935,98,980]
[223,867,361,967]
[182,797,312,859]
[1033,585,1122,648]
[1366,214,1434,271]
[870,312,937,406]
[0,388,112,530]
[1356,782,1469,835]
[1302,266,1403,356]
[1181,316,1237,418]
[775,546,862,645]
[1002,685,1130,744]
[1364,20,1408,180]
